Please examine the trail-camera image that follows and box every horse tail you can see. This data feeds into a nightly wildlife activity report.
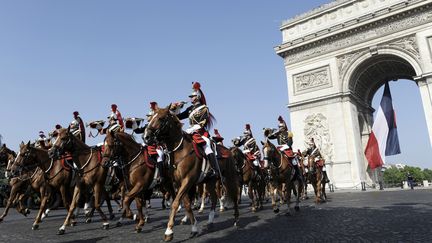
[206,112,217,130]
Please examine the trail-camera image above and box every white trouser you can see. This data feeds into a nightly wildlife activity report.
[156,148,164,163]
[201,136,213,155]
[278,144,290,151]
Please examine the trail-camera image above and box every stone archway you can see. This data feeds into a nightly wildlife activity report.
[275,0,432,188]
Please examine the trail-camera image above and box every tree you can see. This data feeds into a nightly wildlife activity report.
[423,169,432,181]
[383,167,404,186]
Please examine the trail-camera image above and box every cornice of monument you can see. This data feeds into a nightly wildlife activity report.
[275,0,431,63]
[281,0,354,29]
[288,91,372,112]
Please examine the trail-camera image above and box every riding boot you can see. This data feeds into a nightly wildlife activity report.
[156,162,164,182]
[323,171,330,183]
[207,153,222,179]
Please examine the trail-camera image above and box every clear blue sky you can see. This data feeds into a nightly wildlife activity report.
[0,1,430,169]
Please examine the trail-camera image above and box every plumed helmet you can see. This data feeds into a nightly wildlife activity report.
[243,124,252,136]
[39,131,45,137]
[189,82,202,98]
[111,104,118,110]
[278,116,287,129]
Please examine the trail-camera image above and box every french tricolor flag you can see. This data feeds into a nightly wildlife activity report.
[365,82,401,169]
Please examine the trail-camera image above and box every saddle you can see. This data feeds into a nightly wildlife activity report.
[216,144,231,159]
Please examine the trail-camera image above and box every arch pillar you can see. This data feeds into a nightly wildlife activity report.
[417,77,432,146]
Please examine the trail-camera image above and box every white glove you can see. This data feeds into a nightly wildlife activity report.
[185,124,201,134]
[132,121,138,130]
[253,160,260,167]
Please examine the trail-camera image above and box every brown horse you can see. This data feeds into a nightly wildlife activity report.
[6,142,53,228]
[144,107,239,242]
[230,146,265,212]
[305,152,327,203]
[102,131,158,233]
[12,142,76,229]
[261,140,302,214]
[49,127,111,235]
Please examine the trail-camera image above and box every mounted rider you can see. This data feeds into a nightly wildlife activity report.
[266,116,301,178]
[304,138,330,183]
[104,104,125,134]
[70,111,86,143]
[133,101,165,182]
[35,131,50,149]
[239,124,263,169]
[212,129,224,146]
[170,82,221,178]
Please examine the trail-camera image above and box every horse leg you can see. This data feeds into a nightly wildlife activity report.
[93,183,109,230]
[198,184,205,213]
[285,181,293,216]
[248,181,256,212]
[294,180,301,212]
[164,178,192,242]
[117,183,143,226]
[205,180,218,226]
[316,177,322,204]
[58,185,81,235]
[270,185,279,213]
[32,187,50,230]
[104,191,115,220]
[0,185,20,222]
[134,196,145,233]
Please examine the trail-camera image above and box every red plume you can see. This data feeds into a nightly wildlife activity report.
[214,129,220,135]
[245,124,251,130]
[192,82,201,90]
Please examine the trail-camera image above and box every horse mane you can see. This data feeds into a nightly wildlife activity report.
[115,132,141,152]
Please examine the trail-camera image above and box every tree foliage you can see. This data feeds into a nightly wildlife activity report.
[383,165,431,187]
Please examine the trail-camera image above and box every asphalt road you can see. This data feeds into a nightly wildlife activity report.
[0,188,431,243]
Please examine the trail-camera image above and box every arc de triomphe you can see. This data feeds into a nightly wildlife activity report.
[275,0,432,188]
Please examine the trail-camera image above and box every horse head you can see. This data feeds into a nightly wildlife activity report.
[0,144,17,179]
[102,131,131,166]
[144,106,182,145]
[11,141,38,178]
[48,127,75,159]
[261,139,278,168]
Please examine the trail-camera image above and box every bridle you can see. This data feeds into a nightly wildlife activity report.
[263,142,282,169]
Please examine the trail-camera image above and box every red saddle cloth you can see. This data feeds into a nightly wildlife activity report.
[142,147,155,169]
[216,144,231,159]
[192,133,206,145]
[277,146,295,158]
[147,145,158,156]
[61,154,73,171]
[244,152,256,162]
[316,159,325,167]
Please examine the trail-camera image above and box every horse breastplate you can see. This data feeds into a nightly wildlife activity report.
[188,105,208,126]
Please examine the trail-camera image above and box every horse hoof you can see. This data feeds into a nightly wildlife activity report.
[164,233,174,242]
[32,224,39,230]
[70,221,77,227]
[198,209,204,214]
[189,231,198,239]
[285,211,292,216]
[251,207,256,213]
[273,208,279,214]
[85,218,92,224]
[85,212,91,218]
[116,221,122,227]
[145,217,149,223]
[102,224,109,230]
[234,221,238,227]
[0,218,4,223]
[180,220,185,225]
[294,206,300,212]
[135,228,142,233]
[109,214,115,220]
[57,229,65,235]
[219,208,225,212]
